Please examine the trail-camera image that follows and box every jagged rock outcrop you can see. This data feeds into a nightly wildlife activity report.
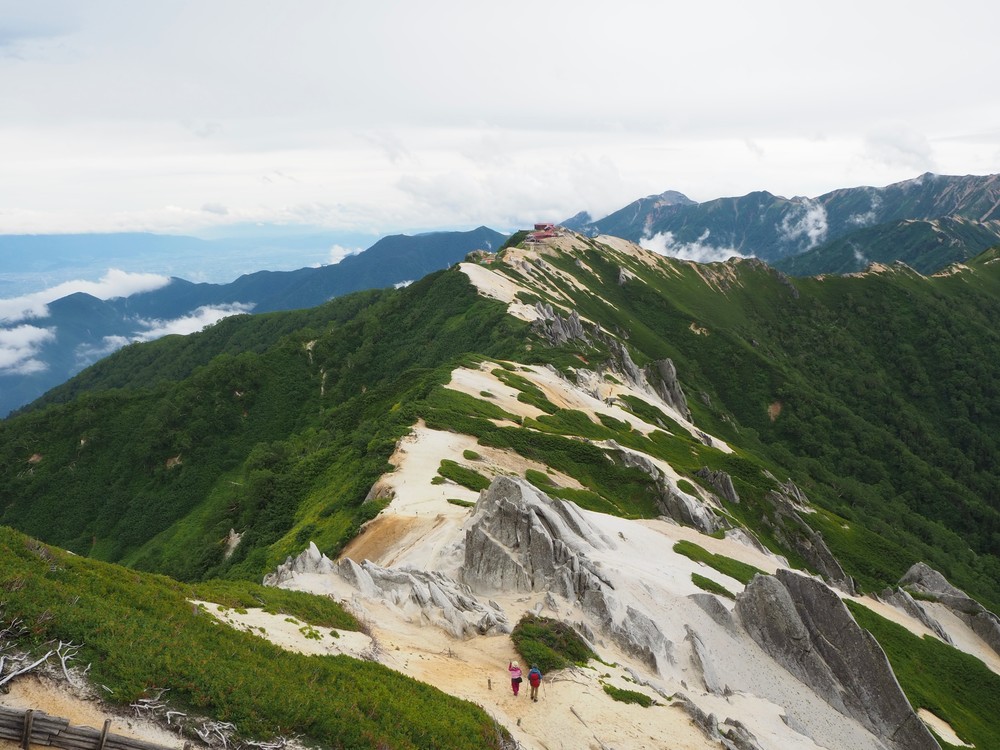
[462,476,614,597]
[263,541,337,586]
[695,467,741,504]
[763,481,856,594]
[900,562,1000,655]
[462,477,674,671]
[264,542,509,639]
[337,558,510,638]
[735,570,940,750]
[606,338,645,385]
[645,358,692,421]
[719,719,767,750]
[611,444,727,534]
[877,586,953,644]
[532,303,588,345]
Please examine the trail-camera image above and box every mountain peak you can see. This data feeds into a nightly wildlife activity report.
[649,189,696,206]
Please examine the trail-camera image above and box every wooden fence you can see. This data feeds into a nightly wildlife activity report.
[0,707,186,750]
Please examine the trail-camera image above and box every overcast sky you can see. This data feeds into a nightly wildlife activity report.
[2,0,998,236]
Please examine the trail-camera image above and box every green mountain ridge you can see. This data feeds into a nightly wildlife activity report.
[2,231,1000,748]
[773,216,1000,276]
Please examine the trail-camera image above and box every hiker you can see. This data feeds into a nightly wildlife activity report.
[508,660,523,696]
[527,664,543,701]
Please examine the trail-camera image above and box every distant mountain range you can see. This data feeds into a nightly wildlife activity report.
[569,172,1000,268]
[4,171,1000,418]
[0,226,505,417]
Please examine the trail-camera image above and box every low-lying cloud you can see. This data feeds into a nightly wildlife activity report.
[71,303,257,371]
[0,269,172,324]
[0,324,56,375]
[75,335,133,370]
[134,303,256,340]
[327,244,365,264]
[779,200,828,250]
[640,229,748,263]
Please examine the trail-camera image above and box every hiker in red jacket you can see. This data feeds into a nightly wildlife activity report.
[527,665,543,701]
[508,661,523,696]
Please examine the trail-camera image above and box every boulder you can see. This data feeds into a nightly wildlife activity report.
[877,587,953,644]
[736,570,939,750]
[900,562,1000,655]
[695,467,741,504]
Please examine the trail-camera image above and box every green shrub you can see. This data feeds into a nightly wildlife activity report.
[524,468,555,487]
[691,572,735,600]
[673,540,765,584]
[437,460,491,492]
[511,615,595,674]
[602,684,654,707]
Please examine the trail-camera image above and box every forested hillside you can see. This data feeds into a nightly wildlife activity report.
[2,239,1000,611]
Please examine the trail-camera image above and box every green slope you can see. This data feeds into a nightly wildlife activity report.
[0,526,509,750]
[2,237,1000,615]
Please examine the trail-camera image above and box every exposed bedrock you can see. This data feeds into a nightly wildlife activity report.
[532,303,587,345]
[462,476,674,671]
[264,542,509,639]
[735,570,940,750]
[695,467,741,505]
[764,481,856,595]
[900,562,1000,655]
[877,587,953,644]
[610,443,727,534]
[263,541,336,586]
[644,357,692,422]
[337,558,510,638]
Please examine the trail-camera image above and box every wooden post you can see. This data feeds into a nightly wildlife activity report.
[487,677,492,690]
[21,710,33,750]
[97,719,111,750]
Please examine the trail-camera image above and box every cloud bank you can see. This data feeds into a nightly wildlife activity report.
[0,324,56,375]
[640,229,749,263]
[779,200,829,250]
[134,303,256,340]
[327,244,364,264]
[0,269,172,323]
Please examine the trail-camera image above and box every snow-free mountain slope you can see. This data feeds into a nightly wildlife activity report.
[3,230,1000,749]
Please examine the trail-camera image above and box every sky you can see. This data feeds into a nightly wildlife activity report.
[1,0,999,239]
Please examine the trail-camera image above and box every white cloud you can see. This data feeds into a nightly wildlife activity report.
[327,244,364,264]
[0,4,998,236]
[0,269,171,323]
[75,334,132,369]
[864,125,935,173]
[779,200,829,250]
[851,242,869,267]
[393,280,414,289]
[134,303,255,340]
[847,190,882,227]
[0,324,56,374]
[640,229,749,264]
